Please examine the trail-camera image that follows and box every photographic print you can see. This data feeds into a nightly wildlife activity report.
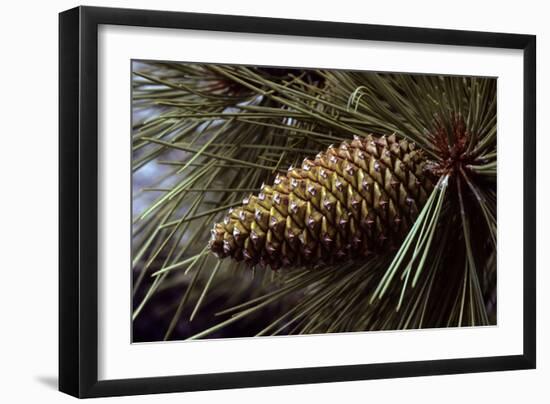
[131,61,497,342]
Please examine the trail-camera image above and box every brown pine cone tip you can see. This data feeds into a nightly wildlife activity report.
[209,134,436,269]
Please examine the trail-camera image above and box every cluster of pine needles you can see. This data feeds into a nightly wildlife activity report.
[131,61,496,341]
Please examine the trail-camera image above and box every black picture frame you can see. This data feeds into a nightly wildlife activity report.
[59,5,536,398]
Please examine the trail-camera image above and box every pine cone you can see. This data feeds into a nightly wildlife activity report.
[209,134,436,269]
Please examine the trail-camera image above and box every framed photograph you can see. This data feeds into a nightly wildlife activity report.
[59,6,536,398]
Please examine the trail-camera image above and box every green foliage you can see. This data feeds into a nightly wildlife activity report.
[132,62,496,341]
